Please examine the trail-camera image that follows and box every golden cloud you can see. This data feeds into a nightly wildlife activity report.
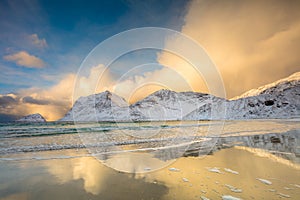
[0,65,117,121]
[3,51,45,68]
[159,0,300,98]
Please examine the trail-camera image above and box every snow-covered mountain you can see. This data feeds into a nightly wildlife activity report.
[60,72,300,121]
[60,91,146,122]
[16,113,46,122]
[228,72,300,119]
[130,89,225,120]
[185,72,300,120]
[60,90,224,121]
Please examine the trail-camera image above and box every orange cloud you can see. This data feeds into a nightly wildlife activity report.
[0,74,75,121]
[0,65,116,121]
[3,51,45,68]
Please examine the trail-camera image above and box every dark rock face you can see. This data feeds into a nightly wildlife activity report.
[264,100,274,106]
[270,136,281,143]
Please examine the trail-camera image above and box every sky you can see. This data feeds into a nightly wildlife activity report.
[0,0,300,121]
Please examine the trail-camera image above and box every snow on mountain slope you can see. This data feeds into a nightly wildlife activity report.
[227,72,300,119]
[130,90,225,120]
[16,113,46,122]
[185,72,300,120]
[60,90,224,121]
[60,91,145,122]
[226,95,299,119]
[183,99,228,120]
[232,72,300,100]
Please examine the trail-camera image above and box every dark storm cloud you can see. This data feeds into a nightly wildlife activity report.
[0,96,17,106]
[22,96,50,105]
[0,113,18,122]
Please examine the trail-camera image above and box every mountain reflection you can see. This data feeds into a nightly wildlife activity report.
[186,129,299,164]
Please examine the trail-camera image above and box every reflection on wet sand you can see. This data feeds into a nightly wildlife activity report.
[0,152,169,200]
[103,152,175,173]
[186,129,299,162]
[0,120,299,200]
[1,146,299,200]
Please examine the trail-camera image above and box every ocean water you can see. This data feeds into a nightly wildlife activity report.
[0,120,299,160]
[0,120,299,199]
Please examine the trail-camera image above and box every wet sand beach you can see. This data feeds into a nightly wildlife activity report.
[0,146,299,200]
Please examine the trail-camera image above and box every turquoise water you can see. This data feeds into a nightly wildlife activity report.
[0,120,299,162]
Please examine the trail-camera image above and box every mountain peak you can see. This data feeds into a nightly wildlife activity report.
[16,113,46,122]
[287,71,300,81]
[147,89,175,96]
[103,90,112,95]
[94,90,112,100]
[232,71,300,100]
[60,90,129,121]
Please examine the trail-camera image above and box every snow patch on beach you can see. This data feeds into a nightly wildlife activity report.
[224,184,242,193]
[182,177,189,182]
[200,196,210,200]
[224,168,239,175]
[169,167,180,172]
[207,167,221,173]
[278,193,291,198]
[222,195,242,200]
[257,178,272,185]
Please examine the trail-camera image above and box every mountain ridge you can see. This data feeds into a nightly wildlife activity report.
[60,72,300,121]
[16,113,46,122]
[231,72,300,100]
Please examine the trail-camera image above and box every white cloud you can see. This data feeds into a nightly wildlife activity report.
[28,34,47,48]
[74,64,114,101]
[3,51,45,68]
